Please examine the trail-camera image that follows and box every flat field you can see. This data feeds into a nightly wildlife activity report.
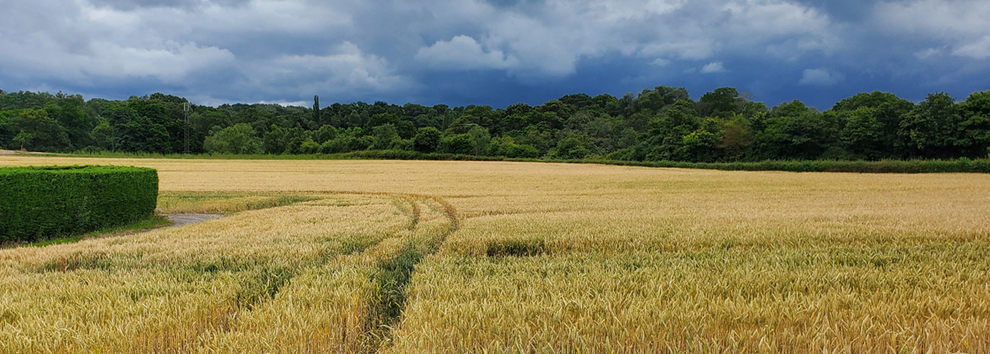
[2,156,990,353]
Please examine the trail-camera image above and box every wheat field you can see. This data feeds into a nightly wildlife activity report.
[2,156,989,353]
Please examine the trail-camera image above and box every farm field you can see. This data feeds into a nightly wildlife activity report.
[2,156,990,353]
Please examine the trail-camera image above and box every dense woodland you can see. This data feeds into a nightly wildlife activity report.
[1,86,988,162]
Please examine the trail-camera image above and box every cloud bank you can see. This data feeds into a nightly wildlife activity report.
[0,0,986,108]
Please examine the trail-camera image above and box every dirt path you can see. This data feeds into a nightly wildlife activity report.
[165,214,225,228]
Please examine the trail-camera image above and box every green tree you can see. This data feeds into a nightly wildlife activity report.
[900,92,963,159]
[440,134,474,155]
[414,127,441,153]
[753,101,838,160]
[203,123,263,154]
[314,125,338,144]
[0,111,13,149]
[46,95,95,149]
[263,124,287,154]
[283,126,311,154]
[299,139,321,154]
[370,124,400,150]
[832,91,913,160]
[698,87,743,118]
[958,90,990,158]
[638,109,700,161]
[721,114,754,160]
[7,109,71,152]
[635,86,690,114]
[676,117,724,162]
[366,113,400,129]
[104,107,171,153]
[553,134,591,159]
[680,128,720,162]
[467,125,491,156]
[189,109,232,153]
[91,121,113,151]
[126,98,182,153]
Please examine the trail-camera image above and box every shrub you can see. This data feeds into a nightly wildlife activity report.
[440,134,474,155]
[414,127,441,153]
[505,144,540,158]
[299,139,321,154]
[0,165,158,243]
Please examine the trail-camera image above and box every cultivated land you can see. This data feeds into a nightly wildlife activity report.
[1,156,990,353]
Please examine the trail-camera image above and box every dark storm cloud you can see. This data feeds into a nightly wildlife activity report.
[88,0,251,11]
[0,0,986,108]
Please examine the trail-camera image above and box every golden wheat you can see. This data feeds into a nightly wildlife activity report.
[0,191,454,353]
[2,156,990,352]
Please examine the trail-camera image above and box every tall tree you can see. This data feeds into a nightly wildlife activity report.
[753,100,838,160]
[698,87,743,118]
[832,91,913,160]
[6,109,71,152]
[900,92,963,159]
[104,107,171,153]
[958,90,990,158]
[313,95,321,126]
[204,123,263,154]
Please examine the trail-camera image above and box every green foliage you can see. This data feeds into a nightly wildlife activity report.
[6,109,72,152]
[440,134,475,155]
[46,97,95,149]
[371,124,401,150]
[3,86,990,163]
[753,100,838,160]
[91,122,113,151]
[314,125,338,144]
[0,166,158,243]
[467,125,491,156]
[900,92,968,159]
[639,109,701,161]
[680,127,721,163]
[489,136,540,158]
[958,90,990,158]
[414,127,442,153]
[699,87,743,118]
[553,134,592,160]
[721,114,754,160]
[593,158,990,174]
[299,139,321,154]
[26,215,170,248]
[204,123,263,154]
[105,107,171,153]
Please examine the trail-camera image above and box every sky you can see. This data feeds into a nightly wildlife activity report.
[0,0,988,110]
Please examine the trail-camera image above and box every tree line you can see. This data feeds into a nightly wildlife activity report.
[1,87,988,162]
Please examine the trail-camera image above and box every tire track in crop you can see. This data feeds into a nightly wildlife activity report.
[34,192,458,353]
[129,194,421,353]
[177,192,458,353]
[363,194,459,353]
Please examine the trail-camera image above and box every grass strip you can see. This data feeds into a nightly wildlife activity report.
[2,214,170,249]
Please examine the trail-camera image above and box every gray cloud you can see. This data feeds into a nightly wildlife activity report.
[88,0,251,11]
[799,68,844,86]
[0,0,986,106]
[701,62,727,74]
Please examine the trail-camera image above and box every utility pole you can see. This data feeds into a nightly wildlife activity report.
[183,102,191,154]
[314,95,321,126]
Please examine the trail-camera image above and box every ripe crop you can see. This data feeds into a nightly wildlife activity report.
[1,156,989,352]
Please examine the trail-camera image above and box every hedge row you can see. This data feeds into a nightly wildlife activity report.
[65,150,990,174]
[319,150,990,173]
[601,158,990,173]
[0,166,158,243]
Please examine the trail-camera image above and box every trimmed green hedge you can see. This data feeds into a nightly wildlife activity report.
[0,165,158,243]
